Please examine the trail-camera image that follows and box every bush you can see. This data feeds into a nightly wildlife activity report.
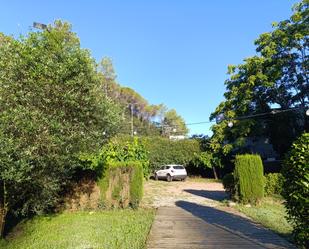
[234,154,264,204]
[282,133,309,248]
[222,173,235,197]
[264,173,284,196]
[81,137,150,179]
[98,161,143,209]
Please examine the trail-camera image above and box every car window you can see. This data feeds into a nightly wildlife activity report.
[165,166,171,169]
[160,166,165,170]
[173,166,184,170]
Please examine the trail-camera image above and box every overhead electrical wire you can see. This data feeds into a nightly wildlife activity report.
[120,106,308,135]
[184,106,308,126]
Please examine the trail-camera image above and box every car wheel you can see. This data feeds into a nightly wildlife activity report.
[167,174,172,182]
[155,173,158,181]
[182,177,187,182]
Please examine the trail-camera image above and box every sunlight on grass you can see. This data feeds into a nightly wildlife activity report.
[0,209,155,249]
[235,197,293,239]
[188,177,222,183]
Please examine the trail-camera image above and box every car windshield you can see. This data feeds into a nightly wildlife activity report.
[173,166,184,169]
[165,166,171,169]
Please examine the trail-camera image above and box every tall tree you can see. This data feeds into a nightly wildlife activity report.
[162,109,189,136]
[0,21,121,235]
[210,0,308,158]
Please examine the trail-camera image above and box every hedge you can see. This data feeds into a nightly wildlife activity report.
[129,161,144,208]
[142,136,201,171]
[110,135,201,172]
[282,133,309,248]
[98,161,143,209]
[264,173,283,196]
[234,154,264,204]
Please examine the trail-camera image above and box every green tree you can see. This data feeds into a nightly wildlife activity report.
[0,21,121,236]
[99,57,117,81]
[162,109,189,136]
[192,152,221,179]
[210,0,308,158]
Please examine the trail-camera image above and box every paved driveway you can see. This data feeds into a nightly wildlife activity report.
[144,179,295,249]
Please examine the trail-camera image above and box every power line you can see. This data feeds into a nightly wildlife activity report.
[184,106,308,126]
[120,106,308,135]
[185,121,215,126]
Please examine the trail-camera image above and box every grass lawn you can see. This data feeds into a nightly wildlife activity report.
[0,209,155,249]
[234,196,293,239]
[188,176,222,183]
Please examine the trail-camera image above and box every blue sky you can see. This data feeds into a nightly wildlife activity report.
[1,0,299,135]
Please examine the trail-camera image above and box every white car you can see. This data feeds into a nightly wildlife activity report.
[154,164,187,182]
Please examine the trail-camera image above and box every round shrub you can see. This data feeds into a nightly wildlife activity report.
[282,133,309,248]
[264,173,284,196]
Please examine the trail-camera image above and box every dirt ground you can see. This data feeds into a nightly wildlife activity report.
[141,178,228,208]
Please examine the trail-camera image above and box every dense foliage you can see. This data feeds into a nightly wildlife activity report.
[282,133,309,248]
[98,161,144,209]
[99,135,201,173]
[82,137,150,178]
[264,173,284,196]
[0,21,122,236]
[141,136,201,172]
[161,109,189,136]
[129,162,144,208]
[234,155,264,204]
[222,173,235,198]
[81,137,147,209]
[191,151,222,179]
[209,0,308,159]
[0,20,189,237]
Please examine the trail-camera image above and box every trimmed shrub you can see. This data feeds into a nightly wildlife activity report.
[98,161,143,209]
[234,154,264,204]
[264,173,284,196]
[282,133,309,248]
[222,173,235,198]
[129,162,144,209]
[111,135,201,173]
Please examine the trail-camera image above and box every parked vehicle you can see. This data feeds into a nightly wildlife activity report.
[154,165,187,182]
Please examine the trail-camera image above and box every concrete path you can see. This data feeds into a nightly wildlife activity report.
[147,204,295,249]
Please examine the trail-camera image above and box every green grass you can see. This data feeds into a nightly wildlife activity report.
[0,209,155,249]
[234,196,293,239]
[188,177,222,183]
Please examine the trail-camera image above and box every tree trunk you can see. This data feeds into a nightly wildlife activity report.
[0,181,7,238]
[0,206,7,238]
[212,166,218,180]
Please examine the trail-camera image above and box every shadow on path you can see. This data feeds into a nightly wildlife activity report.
[184,189,227,201]
[176,200,295,249]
